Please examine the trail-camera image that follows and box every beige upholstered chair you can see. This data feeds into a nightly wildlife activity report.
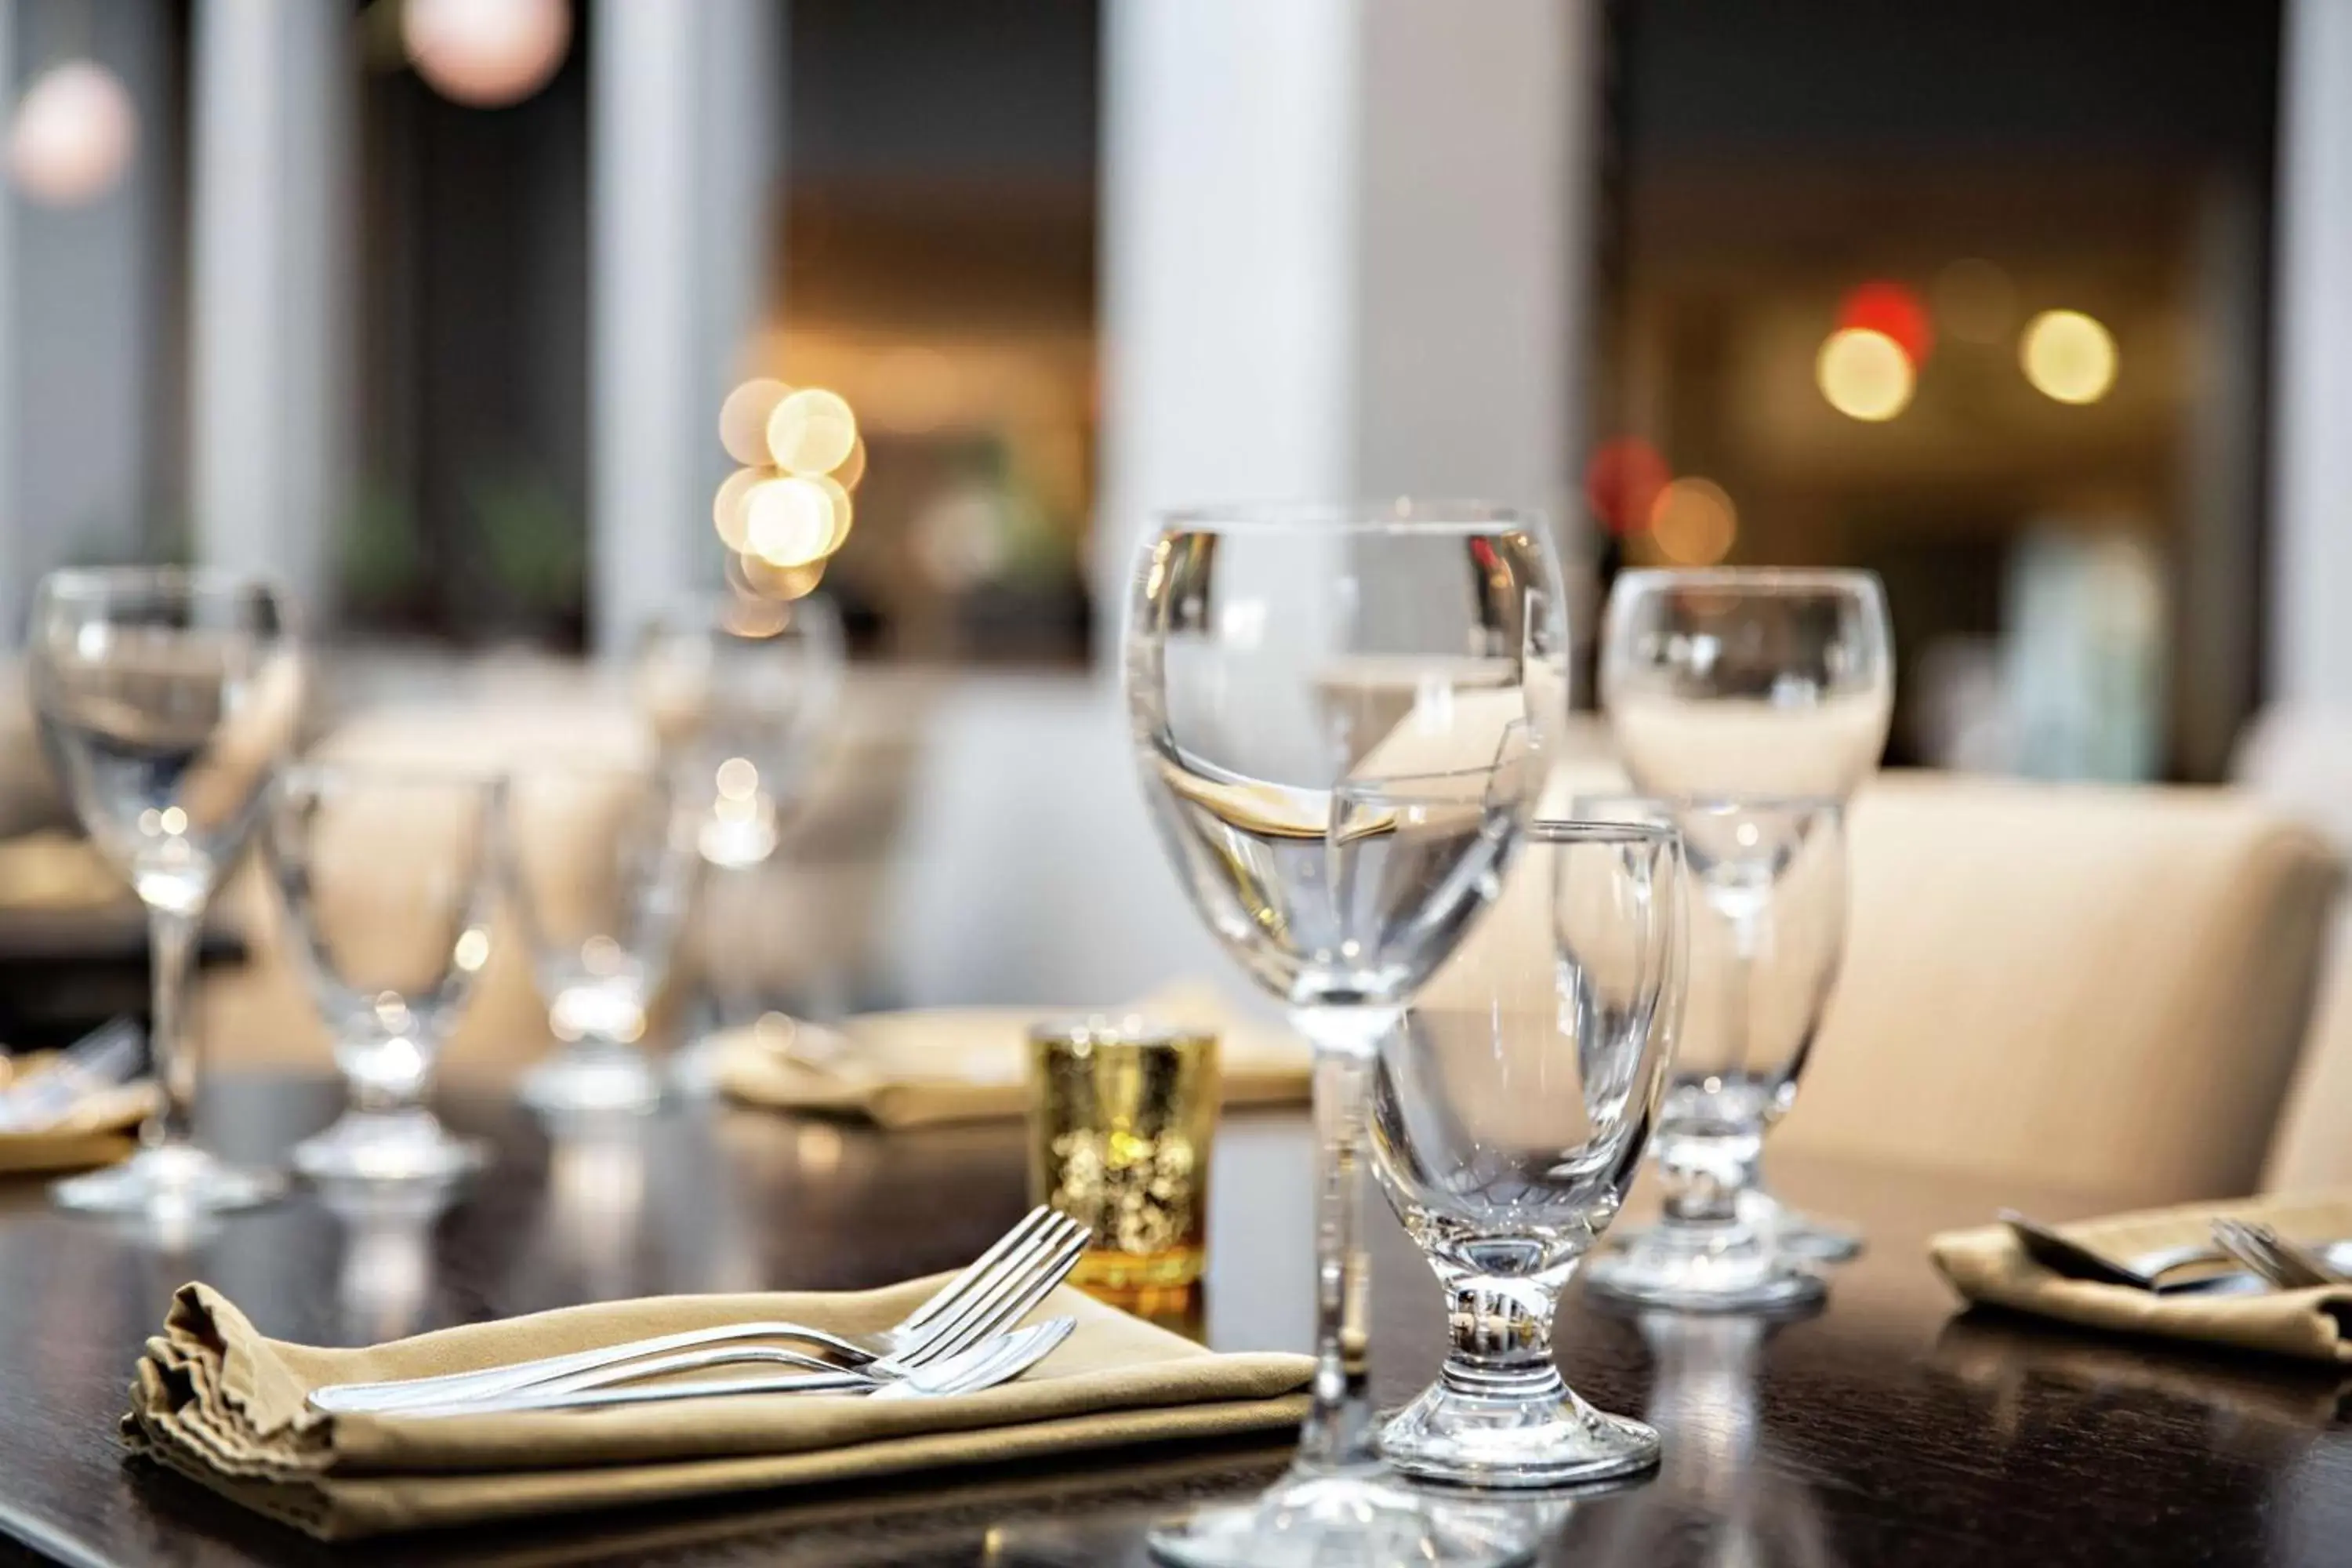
[1780,773,2340,1204]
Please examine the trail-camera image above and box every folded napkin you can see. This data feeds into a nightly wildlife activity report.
[0,1052,150,1175]
[1929,1190,2352,1363]
[0,829,128,912]
[125,1275,1313,1540]
[715,983,1310,1129]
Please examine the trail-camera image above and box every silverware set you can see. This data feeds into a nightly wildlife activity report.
[2000,1210,2352,1294]
[0,1018,144,1134]
[309,1206,1091,1417]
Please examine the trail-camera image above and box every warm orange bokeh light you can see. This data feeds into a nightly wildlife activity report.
[1584,437,1672,535]
[743,477,836,567]
[764,388,859,476]
[718,380,791,468]
[1649,477,1739,565]
[1817,328,1914,421]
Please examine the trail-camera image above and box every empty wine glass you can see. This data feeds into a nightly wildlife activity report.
[1370,816,1685,1487]
[636,593,843,1092]
[266,764,502,1182]
[27,567,303,1218]
[1602,568,1891,1262]
[506,762,699,1116]
[1125,502,1569,1568]
[1580,797,1846,1312]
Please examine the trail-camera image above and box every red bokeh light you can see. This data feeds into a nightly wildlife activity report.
[1838,281,1933,365]
[1584,437,1671,536]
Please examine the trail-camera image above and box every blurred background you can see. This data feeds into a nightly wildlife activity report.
[2,0,2350,1033]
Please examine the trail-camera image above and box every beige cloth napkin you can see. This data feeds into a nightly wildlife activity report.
[0,830,127,911]
[715,983,1310,1129]
[1929,1190,2352,1363]
[125,1276,1312,1541]
[0,1052,150,1174]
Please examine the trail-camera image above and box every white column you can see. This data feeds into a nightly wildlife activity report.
[2271,0,2352,705]
[591,0,780,652]
[189,0,348,610]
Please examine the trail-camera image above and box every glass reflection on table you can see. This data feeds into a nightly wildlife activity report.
[318,1177,459,1343]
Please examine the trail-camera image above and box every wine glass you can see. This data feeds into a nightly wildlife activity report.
[1124,502,1568,1568]
[1370,815,1685,1486]
[635,593,843,1092]
[1579,797,1846,1312]
[27,567,303,1217]
[1600,568,1891,1261]
[506,762,700,1116]
[265,764,502,1183]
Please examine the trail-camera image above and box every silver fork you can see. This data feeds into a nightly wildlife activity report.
[310,1207,1090,1414]
[2211,1218,2351,1290]
[0,1017,143,1132]
[388,1316,1077,1418]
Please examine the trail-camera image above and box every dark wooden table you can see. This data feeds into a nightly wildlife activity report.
[0,1074,2344,1567]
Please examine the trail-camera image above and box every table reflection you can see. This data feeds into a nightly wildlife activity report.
[318,1177,457,1342]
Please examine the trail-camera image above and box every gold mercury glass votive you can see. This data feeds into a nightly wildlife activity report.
[1027,1016,1218,1301]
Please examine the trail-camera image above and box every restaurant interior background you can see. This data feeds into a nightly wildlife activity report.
[3,0,2352,1026]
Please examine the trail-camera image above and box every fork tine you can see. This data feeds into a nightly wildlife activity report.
[891,1214,1083,1367]
[912,1317,1076,1399]
[900,1217,1090,1367]
[898,1207,1059,1333]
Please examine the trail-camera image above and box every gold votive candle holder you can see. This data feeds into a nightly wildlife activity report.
[1027,1015,1218,1298]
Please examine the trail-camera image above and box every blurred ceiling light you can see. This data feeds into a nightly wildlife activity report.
[1648,477,1738,566]
[1582,437,1672,534]
[2020,309,2118,405]
[711,466,768,550]
[804,473,854,553]
[9,61,136,206]
[833,437,867,491]
[764,388,859,476]
[731,550,827,601]
[1816,328,1914,421]
[403,0,572,109]
[718,379,790,468]
[743,477,835,568]
[1936,258,2015,346]
[1838,281,1933,363]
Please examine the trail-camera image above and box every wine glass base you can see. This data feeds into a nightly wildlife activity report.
[1147,1463,1548,1567]
[1581,1244,1825,1315]
[1746,1194,1865,1263]
[1379,1378,1660,1490]
[51,1143,285,1218]
[520,1045,662,1116]
[292,1109,485,1185]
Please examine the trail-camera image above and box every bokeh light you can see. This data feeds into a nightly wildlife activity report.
[404,0,572,109]
[833,437,868,491]
[803,472,854,553]
[711,466,768,550]
[765,388,859,476]
[9,61,136,206]
[1838,281,1932,363]
[731,550,828,601]
[1936,258,2015,346]
[1816,328,1915,421]
[1584,437,1672,535]
[743,477,836,567]
[718,379,790,468]
[2020,310,2118,405]
[1649,477,1739,565]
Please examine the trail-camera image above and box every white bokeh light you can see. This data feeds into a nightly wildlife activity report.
[9,61,137,207]
[403,0,572,110]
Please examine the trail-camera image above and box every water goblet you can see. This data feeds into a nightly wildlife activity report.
[266,764,501,1182]
[506,762,700,1116]
[1370,815,1685,1487]
[27,567,303,1218]
[1125,501,1570,1568]
[1602,568,1891,1261]
[1581,797,1846,1312]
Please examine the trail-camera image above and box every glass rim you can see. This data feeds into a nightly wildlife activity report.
[37,564,289,604]
[1156,499,1542,535]
[1610,565,1883,597]
[1528,814,1681,846]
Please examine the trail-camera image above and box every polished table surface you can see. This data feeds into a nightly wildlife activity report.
[0,1073,2345,1567]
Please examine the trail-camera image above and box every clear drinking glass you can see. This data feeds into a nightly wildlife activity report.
[506,762,700,1116]
[1579,797,1847,1312]
[1600,568,1891,1262]
[1124,502,1568,1568]
[637,593,844,1093]
[1370,817,1685,1487]
[266,765,502,1182]
[27,567,303,1218]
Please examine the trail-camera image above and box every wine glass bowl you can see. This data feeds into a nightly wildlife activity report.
[267,764,502,1183]
[1125,502,1569,1567]
[1370,816,1685,1487]
[27,567,303,1218]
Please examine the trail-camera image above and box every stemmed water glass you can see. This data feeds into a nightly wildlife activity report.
[506,762,700,1116]
[1578,797,1848,1312]
[1370,815,1685,1487]
[635,593,843,1091]
[1599,568,1891,1262]
[1124,502,1568,1568]
[265,764,502,1182]
[27,567,304,1217]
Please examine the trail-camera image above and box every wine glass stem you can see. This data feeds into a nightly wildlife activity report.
[1288,1004,1396,1472]
[145,905,199,1149]
[1439,1272,1563,1399]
